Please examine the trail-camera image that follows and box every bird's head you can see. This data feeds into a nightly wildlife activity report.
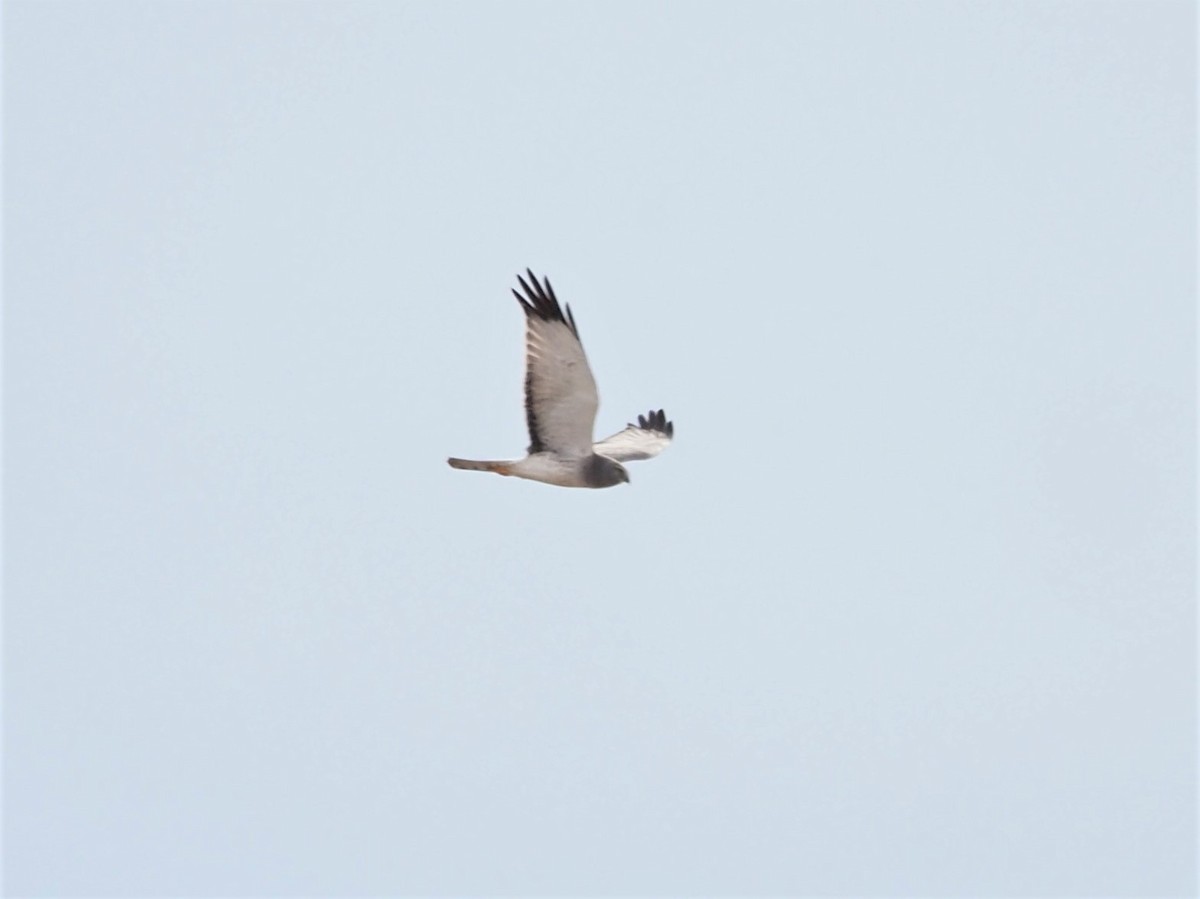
[587,454,630,488]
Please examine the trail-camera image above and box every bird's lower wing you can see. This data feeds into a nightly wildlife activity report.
[593,409,674,463]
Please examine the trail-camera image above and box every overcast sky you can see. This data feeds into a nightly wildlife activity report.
[4,1,1196,896]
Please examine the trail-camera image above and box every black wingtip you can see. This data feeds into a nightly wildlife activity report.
[513,269,579,337]
[633,408,674,438]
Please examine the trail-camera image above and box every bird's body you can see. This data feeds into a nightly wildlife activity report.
[447,452,627,488]
[448,270,674,489]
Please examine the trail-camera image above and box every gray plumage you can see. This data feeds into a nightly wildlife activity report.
[448,269,674,489]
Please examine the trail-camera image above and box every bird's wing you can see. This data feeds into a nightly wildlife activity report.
[593,409,675,463]
[513,269,599,457]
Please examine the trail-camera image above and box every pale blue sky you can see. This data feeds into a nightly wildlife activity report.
[4,1,1196,896]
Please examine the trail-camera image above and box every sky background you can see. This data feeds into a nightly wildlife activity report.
[3,1,1196,896]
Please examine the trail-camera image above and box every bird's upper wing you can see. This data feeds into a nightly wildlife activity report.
[513,269,599,457]
[593,409,675,463]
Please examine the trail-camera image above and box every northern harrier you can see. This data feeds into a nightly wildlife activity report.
[448,270,674,488]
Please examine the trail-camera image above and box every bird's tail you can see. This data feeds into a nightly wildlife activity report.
[447,458,513,476]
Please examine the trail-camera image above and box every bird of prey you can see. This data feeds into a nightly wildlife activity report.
[448,269,674,488]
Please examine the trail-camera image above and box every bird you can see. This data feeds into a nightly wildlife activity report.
[448,269,674,488]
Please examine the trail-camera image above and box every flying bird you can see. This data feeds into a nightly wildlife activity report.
[448,269,674,488]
